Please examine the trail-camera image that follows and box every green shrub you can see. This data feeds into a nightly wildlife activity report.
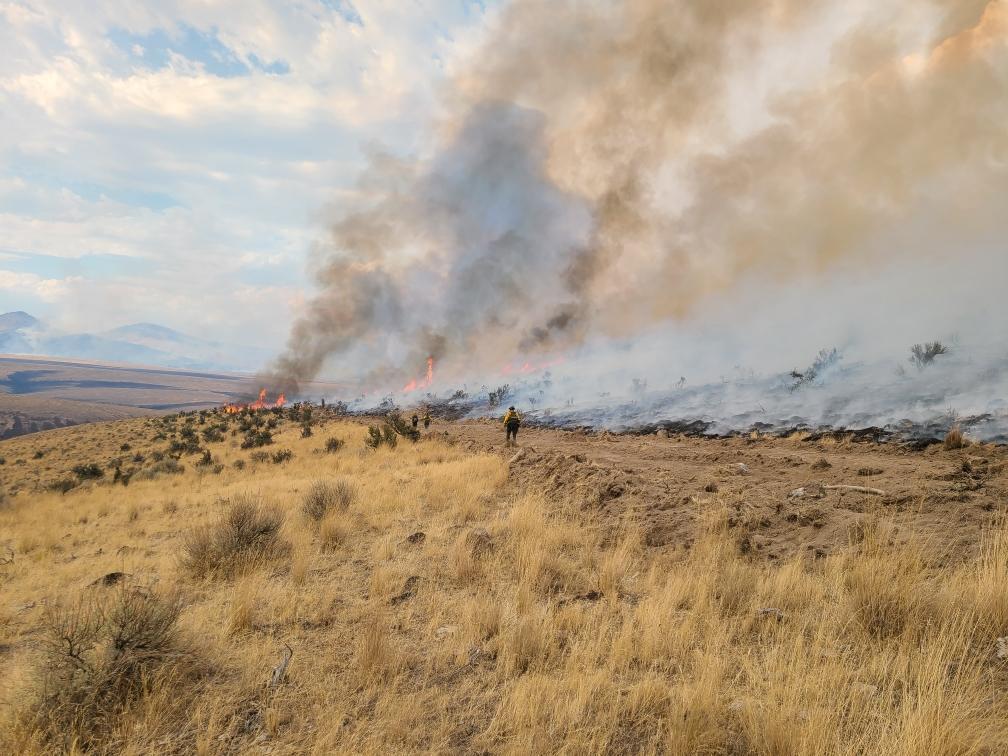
[240,430,273,449]
[72,463,104,480]
[46,478,77,494]
[271,449,293,464]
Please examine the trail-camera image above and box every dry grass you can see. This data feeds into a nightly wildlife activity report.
[946,425,969,450]
[1,415,1006,754]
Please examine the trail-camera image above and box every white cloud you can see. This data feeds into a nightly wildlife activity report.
[0,0,494,353]
[0,269,74,301]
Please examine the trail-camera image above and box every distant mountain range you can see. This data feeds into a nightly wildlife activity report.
[0,311,270,373]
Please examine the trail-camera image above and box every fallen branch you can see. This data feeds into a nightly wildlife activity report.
[824,484,885,496]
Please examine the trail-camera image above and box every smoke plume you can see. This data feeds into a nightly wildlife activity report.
[269,0,1008,404]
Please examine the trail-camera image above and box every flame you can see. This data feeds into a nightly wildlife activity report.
[221,389,286,413]
[402,357,435,394]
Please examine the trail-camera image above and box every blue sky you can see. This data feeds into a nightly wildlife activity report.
[0,0,496,347]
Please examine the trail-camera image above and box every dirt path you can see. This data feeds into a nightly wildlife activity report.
[441,419,1008,562]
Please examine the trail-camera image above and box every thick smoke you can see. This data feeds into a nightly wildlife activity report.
[270,0,1007,434]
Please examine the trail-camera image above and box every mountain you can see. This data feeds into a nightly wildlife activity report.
[0,311,39,332]
[0,312,268,373]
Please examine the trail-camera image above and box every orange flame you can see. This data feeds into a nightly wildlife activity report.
[402,357,435,394]
[221,388,286,413]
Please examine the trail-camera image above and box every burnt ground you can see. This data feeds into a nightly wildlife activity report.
[440,419,1008,563]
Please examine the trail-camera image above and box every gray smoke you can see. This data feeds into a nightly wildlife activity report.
[268,0,1008,415]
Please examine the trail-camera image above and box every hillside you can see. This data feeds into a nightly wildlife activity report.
[1,412,1007,754]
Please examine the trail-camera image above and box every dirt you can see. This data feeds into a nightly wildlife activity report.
[441,419,1008,563]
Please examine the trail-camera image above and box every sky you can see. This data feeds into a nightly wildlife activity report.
[0,0,496,347]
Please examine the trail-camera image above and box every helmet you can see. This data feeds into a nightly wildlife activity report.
[508,406,515,411]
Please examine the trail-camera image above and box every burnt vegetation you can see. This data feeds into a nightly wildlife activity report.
[788,348,841,392]
[910,341,948,369]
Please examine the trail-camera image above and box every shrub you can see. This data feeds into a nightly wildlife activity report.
[945,425,968,450]
[249,451,270,463]
[27,585,185,751]
[233,459,246,471]
[132,453,145,463]
[324,436,345,453]
[33,450,45,459]
[120,443,132,452]
[271,449,293,464]
[910,341,947,370]
[180,495,289,579]
[201,427,224,443]
[386,411,420,443]
[168,437,200,455]
[72,463,104,480]
[46,478,77,494]
[241,430,273,449]
[301,423,313,438]
[302,479,357,523]
[195,449,213,467]
[136,459,184,481]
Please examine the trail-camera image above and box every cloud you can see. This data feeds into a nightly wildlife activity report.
[0,0,495,350]
[0,269,74,302]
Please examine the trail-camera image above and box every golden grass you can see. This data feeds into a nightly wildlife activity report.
[1,414,1006,754]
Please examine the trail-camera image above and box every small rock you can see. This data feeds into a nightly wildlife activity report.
[434,625,458,639]
[996,636,1008,660]
[732,463,750,475]
[91,571,128,587]
[390,576,422,605]
[464,528,493,558]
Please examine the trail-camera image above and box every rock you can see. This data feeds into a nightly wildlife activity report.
[732,463,750,475]
[464,528,493,558]
[997,636,1008,660]
[789,483,825,499]
[91,571,128,587]
[434,625,458,639]
[390,576,422,605]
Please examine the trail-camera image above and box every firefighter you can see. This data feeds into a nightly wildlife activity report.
[423,411,432,430]
[502,405,522,446]
[411,413,419,430]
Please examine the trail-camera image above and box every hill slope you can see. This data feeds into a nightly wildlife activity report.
[1,414,1007,753]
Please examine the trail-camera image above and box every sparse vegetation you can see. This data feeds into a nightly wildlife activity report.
[324,436,345,453]
[2,415,1008,754]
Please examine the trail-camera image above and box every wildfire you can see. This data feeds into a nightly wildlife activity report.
[402,357,435,394]
[222,389,286,414]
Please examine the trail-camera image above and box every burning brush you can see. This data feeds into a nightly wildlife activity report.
[222,389,286,414]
